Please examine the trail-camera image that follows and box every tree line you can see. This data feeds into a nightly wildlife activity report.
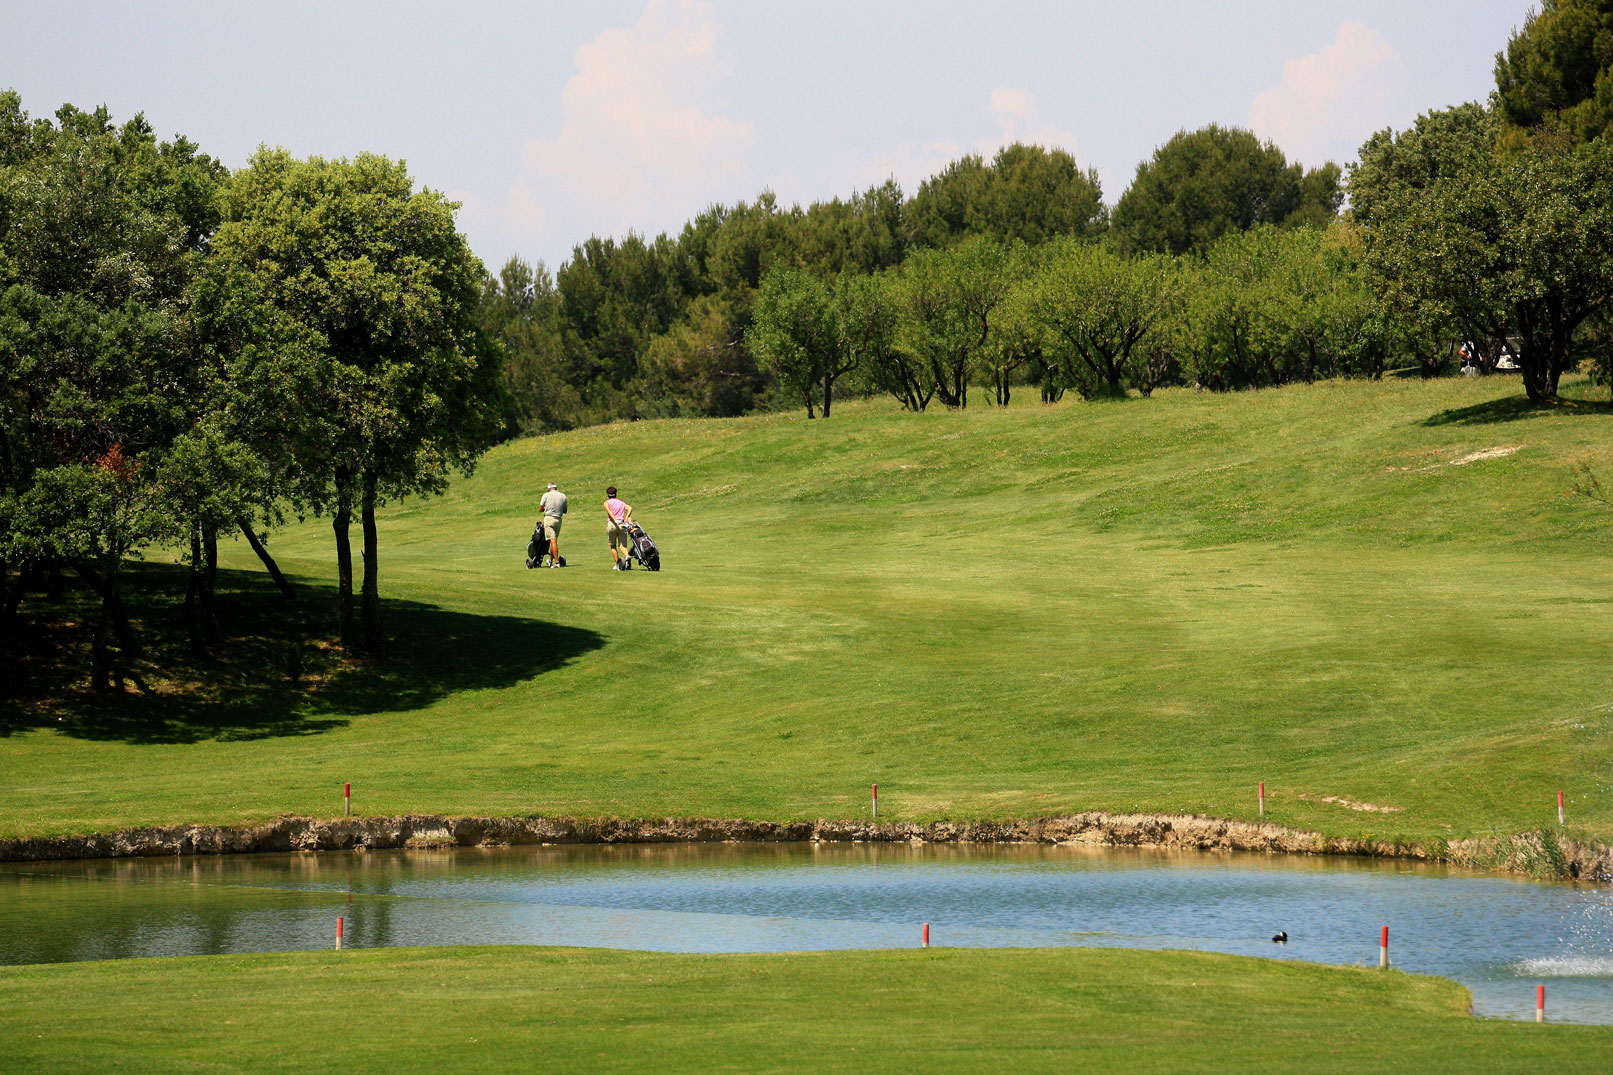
[484,129,1343,429]
[1,93,500,691]
[493,0,1613,425]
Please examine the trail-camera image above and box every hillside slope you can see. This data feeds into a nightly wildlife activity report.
[4,376,1611,840]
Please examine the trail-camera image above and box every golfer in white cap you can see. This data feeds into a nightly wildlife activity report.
[538,481,568,567]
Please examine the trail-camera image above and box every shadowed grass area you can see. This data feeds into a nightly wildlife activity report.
[2,375,1611,841]
[3,565,604,746]
[0,946,1607,1074]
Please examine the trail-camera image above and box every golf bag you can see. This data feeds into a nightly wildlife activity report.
[624,519,660,571]
[525,523,564,569]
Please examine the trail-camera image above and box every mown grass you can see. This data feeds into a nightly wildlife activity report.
[3,375,1611,841]
[1,946,1606,1074]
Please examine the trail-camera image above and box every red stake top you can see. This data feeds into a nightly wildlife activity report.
[1381,925,1389,946]
[1558,790,1564,808]
[345,782,351,796]
[1538,984,1546,1008]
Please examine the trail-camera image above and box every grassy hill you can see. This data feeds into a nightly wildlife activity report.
[4,947,1609,1073]
[4,375,1612,841]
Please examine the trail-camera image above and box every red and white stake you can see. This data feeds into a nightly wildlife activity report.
[1259,781,1265,817]
[1379,926,1389,969]
[1536,984,1545,1023]
[1558,790,1565,827]
[922,922,930,948]
[336,916,345,951]
[344,782,351,817]
[872,783,878,819]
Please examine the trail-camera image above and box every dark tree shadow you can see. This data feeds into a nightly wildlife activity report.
[1422,393,1611,426]
[1,563,605,745]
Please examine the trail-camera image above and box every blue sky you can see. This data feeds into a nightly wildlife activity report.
[2,1,1528,272]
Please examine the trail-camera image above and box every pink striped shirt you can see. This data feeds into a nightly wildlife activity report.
[605,497,629,522]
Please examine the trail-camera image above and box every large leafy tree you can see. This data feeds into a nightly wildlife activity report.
[748,267,842,418]
[1362,137,1613,401]
[908,143,1106,249]
[207,150,502,652]
[894,236,1014,409]
[1495,0,1613,145]
[1027,240,1181,399]
[1111,125,1341,256]
[0,95,224,687]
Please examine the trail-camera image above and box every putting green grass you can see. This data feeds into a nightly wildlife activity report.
[4,376,1612,841]
[1,947,1606,1073]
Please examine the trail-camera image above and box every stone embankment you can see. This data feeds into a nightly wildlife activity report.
[1,812,1607,882]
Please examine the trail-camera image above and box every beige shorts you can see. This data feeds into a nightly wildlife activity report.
[607,522,631,551]
[543,517,562,541]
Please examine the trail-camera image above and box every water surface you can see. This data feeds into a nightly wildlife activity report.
[2,842,1608,1023]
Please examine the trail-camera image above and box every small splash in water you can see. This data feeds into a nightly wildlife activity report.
[1517,956,1613,978]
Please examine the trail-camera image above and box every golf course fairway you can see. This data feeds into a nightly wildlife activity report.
[4,375,1611,846]
[2,946,1608,1073]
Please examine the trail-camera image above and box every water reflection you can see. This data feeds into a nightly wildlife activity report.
[2,842,1609,1024]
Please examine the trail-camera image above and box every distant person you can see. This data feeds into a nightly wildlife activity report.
[539,481,568,568]
[605,486,634,570]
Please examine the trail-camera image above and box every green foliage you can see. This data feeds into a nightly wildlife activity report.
[0,93,225,686]
[638,295,763,419]
[748,267,840,417]
[1179,226,1394,391]
[479,257,578,435]
[907,142,1106,248]
[1349,104,1498,228]
[1362,136,1613,400]
[1026,239,1181,399]
[1111,124,1342,256]
[894,236,1015,408]
[1495,0,1613,145]
[210,148,501,508]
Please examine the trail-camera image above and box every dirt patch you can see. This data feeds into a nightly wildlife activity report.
[1300,794,1401,814]
[1,812,1605,883]
[1386,445,1523,472]
[1450,446,1523,466]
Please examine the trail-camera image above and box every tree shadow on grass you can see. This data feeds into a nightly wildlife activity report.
[1,563,605,745]
[1422,393,1611,426]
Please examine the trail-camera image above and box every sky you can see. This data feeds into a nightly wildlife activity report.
[1,1,1530,273]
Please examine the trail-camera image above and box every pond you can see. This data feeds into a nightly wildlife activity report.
[2,842,1609,1024]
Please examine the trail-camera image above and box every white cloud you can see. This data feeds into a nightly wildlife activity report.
[503,0,754,256]
[1249,21,1399,166]
[857,87,1082,197]
[985,87,1080,154]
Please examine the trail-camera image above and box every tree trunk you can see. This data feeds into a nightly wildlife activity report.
[201,525,220,643]
[72,558,138,660]
[822,368,832,418]
[75,557,133,691]
[237,516,295,598]
[1520,358,1553,402]
[333,467,358,652]
[1,557,26,621]
[184,526,205,658]
[90,589,113,692]
[360,470,381,654]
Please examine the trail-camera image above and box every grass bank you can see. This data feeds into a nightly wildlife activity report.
[4,376,1611,843]
[1,946,1606,1073]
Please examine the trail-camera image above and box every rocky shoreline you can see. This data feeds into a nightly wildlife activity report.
[1,811,1607,882]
